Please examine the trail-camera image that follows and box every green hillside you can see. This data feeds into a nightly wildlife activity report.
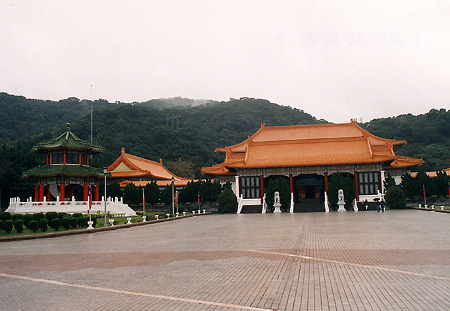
[0,92,448,209]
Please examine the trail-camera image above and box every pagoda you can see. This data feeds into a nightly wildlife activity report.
[7,124,136,216]
[24,123,104,202]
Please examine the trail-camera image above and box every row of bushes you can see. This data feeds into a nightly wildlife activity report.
[0,212,96,234]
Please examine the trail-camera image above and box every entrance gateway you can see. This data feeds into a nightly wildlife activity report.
[202,120,423,213]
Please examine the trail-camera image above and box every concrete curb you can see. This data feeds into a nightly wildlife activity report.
[0,213,212,242]
[412,207,449,213]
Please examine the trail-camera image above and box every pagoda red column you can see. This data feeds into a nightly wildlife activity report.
[60,184,65,202]
[35,185,39,202]
[324,173,328,191]
[260,176,264,203]
[95,185,100,201]
[83,184,89,201]
[63,152,67,164]
[354,172,359,201]
[39,184,44,202]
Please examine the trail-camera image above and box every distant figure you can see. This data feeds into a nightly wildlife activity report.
[381,199,385,212]
[364,199,368,210]
[376,201,381,212]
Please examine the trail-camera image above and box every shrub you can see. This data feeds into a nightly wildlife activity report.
[23,214,33,228]
[50,218,61,231]
[45,211,58,222]
[72,213,82,218]
[217,187,238,214]
[57,212,67,219]
[32,213,44,222]
[11,214,24,222]
[70,217,78,228]
[39,218,49,232]
[4,220,13,234]
[28,220,39,232]
[0,220,3,230]
[385,186,406,209]
[14,219,24,233]
[77,216,87,228]
[61,215,72,230]
[0,212,11,221]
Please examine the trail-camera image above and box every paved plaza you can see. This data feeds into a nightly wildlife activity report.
[0,210,448,310]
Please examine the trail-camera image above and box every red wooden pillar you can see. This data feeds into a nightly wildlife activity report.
[289,174,294,193]
[324,173,328,191]
[260,176,264,203]
[95,185,100,201]
[354,172,359,201]
[49,154,52,164]
[39,184,44,202]
[83,184,89,201]
[60,184,65,201]
[35,185,39,202]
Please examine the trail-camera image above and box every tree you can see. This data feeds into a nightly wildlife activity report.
[400,173,415,199]
[144,181,159,205]
[107,182,122,199]
[217,187,238,213]
[434,171,449,196]
[385,186,406,209]
[384,174,396,192]
[123,183,141,206]
[327,173,355,210]
[265,177,290,212]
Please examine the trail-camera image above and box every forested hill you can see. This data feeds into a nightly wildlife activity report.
[364,109,450,171]
[0,92,448,177]
[70,98,323,172]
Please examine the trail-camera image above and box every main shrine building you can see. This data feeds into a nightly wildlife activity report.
[202,120,423,213]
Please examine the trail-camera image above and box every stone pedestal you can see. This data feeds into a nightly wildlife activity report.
[273,203,282,213]
[337,202,346,212]
[87,220,94,229]
[337,189,346,211]
[273,191,282,213]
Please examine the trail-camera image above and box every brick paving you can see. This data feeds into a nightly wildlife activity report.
[0,210,449,310]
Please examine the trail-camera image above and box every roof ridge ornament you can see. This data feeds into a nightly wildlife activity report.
[65,123,71,140]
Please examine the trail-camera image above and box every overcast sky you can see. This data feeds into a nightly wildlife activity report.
[1,1,449,123]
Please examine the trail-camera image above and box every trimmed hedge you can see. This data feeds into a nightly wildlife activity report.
[39,218,48,232]
[28,220,39,232]
[4,220,13,233]
[14,219,24,233]
[50,218,61,231]
[0,212,11,221]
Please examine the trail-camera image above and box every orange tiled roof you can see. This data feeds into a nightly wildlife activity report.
[409,168,450,178]
[108,148,186,181]
[202,121,423,175]
[119,179,196,188]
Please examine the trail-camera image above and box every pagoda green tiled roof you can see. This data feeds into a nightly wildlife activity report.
[23,165,105,178]
[32,124,102,153]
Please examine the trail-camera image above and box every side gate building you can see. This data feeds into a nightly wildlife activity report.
[202,120,423,213]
